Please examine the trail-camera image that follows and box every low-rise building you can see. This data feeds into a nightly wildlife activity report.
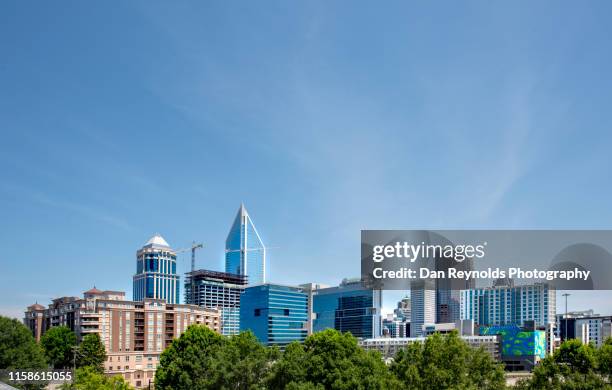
[359,335,501,362]
[24,288,220,388]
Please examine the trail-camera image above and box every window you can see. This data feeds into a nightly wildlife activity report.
[254,309,260,317]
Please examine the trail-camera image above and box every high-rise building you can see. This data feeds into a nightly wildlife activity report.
[298,282,329,335]
[184,269,248,336]
[394,296,411,320]
[225,204,266,285]
[410,280,436,337]
[460,282,556,329]
[310,278,382,339]
[24,288,219,389]
[133,235,180,304]
[239,284,308,346]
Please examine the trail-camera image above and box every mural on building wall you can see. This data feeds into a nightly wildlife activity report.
[480,325,546,359]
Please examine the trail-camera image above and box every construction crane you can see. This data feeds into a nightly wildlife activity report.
[175,241,204,304]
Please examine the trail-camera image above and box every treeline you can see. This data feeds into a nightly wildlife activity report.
[0,316,130,389]
[3,315,612,389]
[154,325,506,389]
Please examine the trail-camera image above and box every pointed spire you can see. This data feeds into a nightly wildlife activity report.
[145,234,170,247]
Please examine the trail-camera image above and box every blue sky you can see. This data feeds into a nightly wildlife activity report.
[2,1,612,319]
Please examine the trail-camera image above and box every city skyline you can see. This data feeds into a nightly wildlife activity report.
[3,1,612,320]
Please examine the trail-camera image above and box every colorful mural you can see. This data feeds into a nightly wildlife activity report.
[480,325,546,359]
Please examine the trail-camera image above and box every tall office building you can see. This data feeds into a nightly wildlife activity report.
[410,280,436,337]
[184,269,248,336]
[24,288,219,388]
[394,296,411,320]
[133,235,180,304]
[310,278,382,339]
[225,204,266,285]
[460,282,556,328]
[240,284,308,346]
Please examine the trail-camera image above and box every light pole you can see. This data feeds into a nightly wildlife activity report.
[562,293,571,342]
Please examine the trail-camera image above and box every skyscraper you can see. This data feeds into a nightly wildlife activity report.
[460,282,556,328]
[310,278,382,339]
[240,284,308,346]
[225,204,266,285]
[184,269,248,336]
[410,280,436,337]
[133,235,180,304]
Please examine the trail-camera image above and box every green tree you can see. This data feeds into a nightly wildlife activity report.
[0,316,47,370]
[60,366,131,390]
[267,329,399,390]
[390,331,505,390]
[516,338,608,390]
[154,324,227,389]
[210,330,278,390]
[76,333,106,372]
[40,326,76,369]
[597,337,612,384]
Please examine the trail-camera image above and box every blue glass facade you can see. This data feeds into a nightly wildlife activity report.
[225,204,266,285]
[312,279,382,339]
[240,284,308,346]
[133,235,180,304]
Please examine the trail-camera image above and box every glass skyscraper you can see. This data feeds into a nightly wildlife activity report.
[133,235,180,304]
[311,278,382,339]
[184,269,248,336]
[225,204,266,285]
[240,284,308,346]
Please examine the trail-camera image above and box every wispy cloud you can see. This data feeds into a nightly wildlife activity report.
[0,182,134,231]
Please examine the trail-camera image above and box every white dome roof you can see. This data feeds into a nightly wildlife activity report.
[145,234,170,247]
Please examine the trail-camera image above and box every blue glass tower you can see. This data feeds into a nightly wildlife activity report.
[225,204,266,285]
[240,284,308,346]
[312,278,382,339]
[133,234,180,304]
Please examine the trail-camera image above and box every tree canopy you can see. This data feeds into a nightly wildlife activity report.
[40,326,77,369]
[516,337,612,389]
[60,366,132,390]
[75,333,106,372]
[0,316,47,370]
[267,329,398,390]
[155,324,277,389]
[390,331,506,390]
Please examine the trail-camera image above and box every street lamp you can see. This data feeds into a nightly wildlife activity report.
[562,293,571,342]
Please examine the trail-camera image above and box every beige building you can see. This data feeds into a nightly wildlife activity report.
[25,287,220,388]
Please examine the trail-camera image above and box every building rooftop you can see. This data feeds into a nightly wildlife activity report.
[145,234,170,248]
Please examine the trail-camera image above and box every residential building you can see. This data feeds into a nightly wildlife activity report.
[239,284,308,346]
[460,282,556,329]
[133,235,180,304]
[24,288,219,388]
[225,204,266,285]
[184,269,248,335]
[311,278,382,339]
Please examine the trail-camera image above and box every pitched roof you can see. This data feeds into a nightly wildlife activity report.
[145,234,170,247]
